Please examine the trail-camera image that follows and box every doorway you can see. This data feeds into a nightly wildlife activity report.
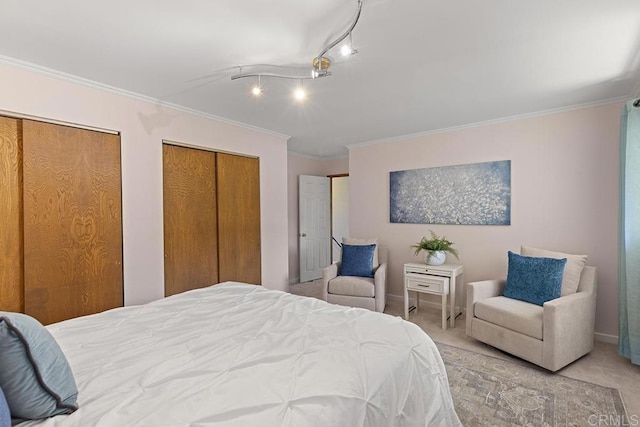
[330,175,349,263]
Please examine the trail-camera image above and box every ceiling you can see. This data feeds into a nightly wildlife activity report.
[1,0,639,158]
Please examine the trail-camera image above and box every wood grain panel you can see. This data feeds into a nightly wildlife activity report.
[217,153,261,284]
[163,144,218,296]
[0,117,24,312]
[22,120,123,324]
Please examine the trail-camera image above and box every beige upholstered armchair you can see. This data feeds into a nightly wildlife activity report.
[466,264,597,372]
[322,245,387,313]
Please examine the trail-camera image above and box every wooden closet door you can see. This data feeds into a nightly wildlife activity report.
[22,120,123,325]
[217,153,261,284]
[163,144,219,296]
[0,117,24,313]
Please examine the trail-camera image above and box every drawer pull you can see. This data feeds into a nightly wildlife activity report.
[418,284,430,288]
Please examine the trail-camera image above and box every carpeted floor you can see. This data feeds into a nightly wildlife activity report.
[436,342,627,426]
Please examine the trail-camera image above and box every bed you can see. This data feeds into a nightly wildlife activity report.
[14,282,461,426]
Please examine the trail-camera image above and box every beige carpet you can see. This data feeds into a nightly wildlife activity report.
[289,280,324,299]
[437,342,627,426]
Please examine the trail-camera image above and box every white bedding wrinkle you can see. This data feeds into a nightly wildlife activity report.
[18,282,461,427]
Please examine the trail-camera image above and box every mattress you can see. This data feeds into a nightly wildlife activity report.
[19,282,461,426]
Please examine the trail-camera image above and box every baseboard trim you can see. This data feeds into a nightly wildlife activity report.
[387,293,403,303]
[388,293,464,314]
[391,293,619,345]
[594,332,618,345]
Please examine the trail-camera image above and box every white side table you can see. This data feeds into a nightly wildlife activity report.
[403,262,464,329]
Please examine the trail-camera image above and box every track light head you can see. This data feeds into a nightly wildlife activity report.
[340,33,358,57]
[251,76,263,97]
[341,45,358,57]
[294,88,306,101]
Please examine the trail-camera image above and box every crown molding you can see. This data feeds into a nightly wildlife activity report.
[346,96,629,151]
[0,54,290,141]
[632,77,640,99]
[287,149,349,161]
[287,151,323,160]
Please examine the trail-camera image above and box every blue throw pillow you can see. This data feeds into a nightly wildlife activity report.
[503,251,567,306]
[0,312,78,420]
[0,386,9,427]
[340,244,376,278]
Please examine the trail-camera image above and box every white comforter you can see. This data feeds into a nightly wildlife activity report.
[22,282,461,427]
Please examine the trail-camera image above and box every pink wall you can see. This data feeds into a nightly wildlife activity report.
[0,60,290,304]
[287,153,348,283]
[349,103,621,337]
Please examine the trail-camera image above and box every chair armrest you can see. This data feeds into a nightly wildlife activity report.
[467,280,505,301]
[322,262,340,302]
[466,280,505,335]
[542,291,596,370]
[374,262,387,312]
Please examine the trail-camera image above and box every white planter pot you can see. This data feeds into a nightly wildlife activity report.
[426,251,446,265]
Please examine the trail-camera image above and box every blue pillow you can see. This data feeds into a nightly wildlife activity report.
[340,244,376,278]
[0,386,9,427]
[503,251,567,306]
[0,312,78,420]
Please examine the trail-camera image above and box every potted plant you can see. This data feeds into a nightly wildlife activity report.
[411,230,459,265]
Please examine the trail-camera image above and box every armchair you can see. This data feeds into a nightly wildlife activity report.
[322,247,387,312]
[466,266,597,372]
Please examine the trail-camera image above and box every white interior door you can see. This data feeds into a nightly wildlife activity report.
[299,175,331,282]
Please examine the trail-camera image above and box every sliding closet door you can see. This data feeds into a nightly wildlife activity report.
[22,120,123,325]
[217,153,261,284]
[0,117,24,313]
[163,144,219,296]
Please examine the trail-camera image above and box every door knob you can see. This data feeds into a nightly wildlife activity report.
[300,233,307,237]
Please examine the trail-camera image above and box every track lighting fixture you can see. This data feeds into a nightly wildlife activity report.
[231,0,363,101]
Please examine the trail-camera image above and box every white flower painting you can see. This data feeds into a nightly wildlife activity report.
[390,160,511,225]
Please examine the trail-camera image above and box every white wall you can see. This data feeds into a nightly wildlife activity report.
[349,102,621,337]
[0,60,290,305]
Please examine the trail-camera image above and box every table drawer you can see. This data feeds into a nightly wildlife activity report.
[405,265,452,277]
[406,274,449,294]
